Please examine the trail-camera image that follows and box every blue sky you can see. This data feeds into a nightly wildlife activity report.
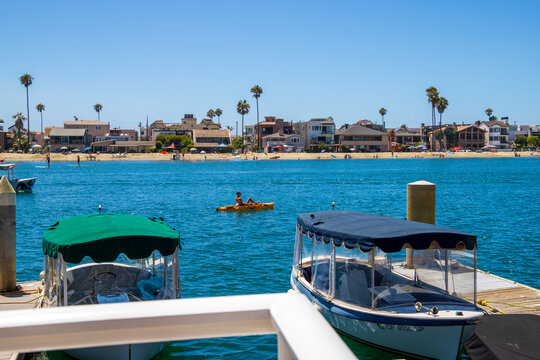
[1,1,539,132]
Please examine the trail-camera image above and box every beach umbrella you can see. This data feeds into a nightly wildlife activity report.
[418,145,427,149]
[189,147,196,151]
[72,148,81,152]
[166,143,175,149]
[60,146,68,150]
[216,143,229,148]
[482,145,496,149]
[451,146,462,151]
[275,145,283,148]
[84,146,92,151]
[200,150,206,154]
[31,144,42,149]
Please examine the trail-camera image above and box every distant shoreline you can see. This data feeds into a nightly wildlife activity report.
[1,151,537,162]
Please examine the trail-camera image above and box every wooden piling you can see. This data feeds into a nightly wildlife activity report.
[0,176,16,292]
[406,180,436,268]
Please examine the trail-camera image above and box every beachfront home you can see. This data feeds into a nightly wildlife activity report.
[336,123,389,152]
[148,115,221,140]
[479,120,510,149]
[0,131,11,151]
[388,125,424,151]
[261,132,304,152]
[95,128,139,142]
[456,125,486,149]
[47,128,92,152]
[248,117,293,149]
[191,129,231,150]
[64,120,110,142]
[293,117,336,152]
[508,123,531,143]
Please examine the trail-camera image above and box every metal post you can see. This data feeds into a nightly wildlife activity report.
[370,249,375,310]
[0,176,16,292]
[474,247,477,306]
[406,181,436,268]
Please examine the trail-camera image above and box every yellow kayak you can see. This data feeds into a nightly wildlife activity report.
[216,203,274,212]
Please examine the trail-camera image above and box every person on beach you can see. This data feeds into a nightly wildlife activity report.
[77,155,80,166]
[236,192,258,206]
[46,153,50,168]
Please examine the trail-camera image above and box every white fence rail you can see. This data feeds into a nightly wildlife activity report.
[0,291,355,359]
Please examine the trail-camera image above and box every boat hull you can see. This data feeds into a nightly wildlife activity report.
[216,202,274,212]
[293,277,479,360]
[65,342,165,360]
[10,178,37,192]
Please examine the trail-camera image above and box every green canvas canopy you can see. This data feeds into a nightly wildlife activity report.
[43,214,181,263]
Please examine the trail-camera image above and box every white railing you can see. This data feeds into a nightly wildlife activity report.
[0,291,355,359]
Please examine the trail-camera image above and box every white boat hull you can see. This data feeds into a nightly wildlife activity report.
[322,307,474,360]
[65,341,165,360]
[292,278,480,360]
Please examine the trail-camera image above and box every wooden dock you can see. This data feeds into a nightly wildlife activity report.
[0,281,42,360]
[475,269,540,316]
[393,264,540,316]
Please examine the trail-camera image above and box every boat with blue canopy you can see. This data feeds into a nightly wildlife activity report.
[41,213,182,360]
[290,211,484,360]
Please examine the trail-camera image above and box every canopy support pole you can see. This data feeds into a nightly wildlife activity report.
[370,249,375,310]
[406,181,436,268]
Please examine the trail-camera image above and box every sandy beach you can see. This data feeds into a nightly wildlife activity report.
[0,151,536,163]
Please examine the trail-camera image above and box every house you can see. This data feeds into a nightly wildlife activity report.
[388,125,424,151]
[95,128,139,142]
[191,129,231,150]
[0,131,10,151]
[47,128,92,152]
[479,120,510,149]
[336,123,389,152]
[293,117,336,152]
[246,117,293,148]
[507,121,531,143]
[64,120,110,142]
[261,132,304,152]
[456,125,486,149]
[147,115,221,140]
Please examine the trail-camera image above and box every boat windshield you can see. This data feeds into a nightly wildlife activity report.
[43,250,180,307]
[293,229,477,310]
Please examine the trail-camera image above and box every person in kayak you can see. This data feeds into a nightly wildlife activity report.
[236,192,259,206]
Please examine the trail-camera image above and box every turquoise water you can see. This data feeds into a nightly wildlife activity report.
[12,158,540,359]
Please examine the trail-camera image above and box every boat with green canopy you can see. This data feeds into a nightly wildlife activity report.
[41,213,182,360]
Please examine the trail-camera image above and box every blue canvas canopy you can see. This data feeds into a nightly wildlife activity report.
[297,211,476,253]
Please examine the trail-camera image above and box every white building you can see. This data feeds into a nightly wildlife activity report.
[293,117,336,151]
[479,120,510,149]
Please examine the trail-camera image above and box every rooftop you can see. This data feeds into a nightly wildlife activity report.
[64,120,108,126]
[49,128,87,137]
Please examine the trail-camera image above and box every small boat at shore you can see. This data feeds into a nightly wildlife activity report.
[216,202,274,212]
[41,214,182,360]
[290,211,484,360]
[0,163,37,192]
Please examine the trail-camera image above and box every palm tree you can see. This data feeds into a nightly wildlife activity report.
[379,108,387,128]
[436,97,448,149]
[425,86,439,150]
[250,85,263,148]
[207,109,215,122]
[11,112,26,151]
[19,74,33,143]
[425,87,439,127]
[214,108,223,124]
[484,108,497,121]
[236,100,250,141]
[94,104,103,121]
[36,103,45,132]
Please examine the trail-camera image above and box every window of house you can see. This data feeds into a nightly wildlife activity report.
[96,126,102,130]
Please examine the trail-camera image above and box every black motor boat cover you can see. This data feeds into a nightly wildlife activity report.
[465,314,540,360]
